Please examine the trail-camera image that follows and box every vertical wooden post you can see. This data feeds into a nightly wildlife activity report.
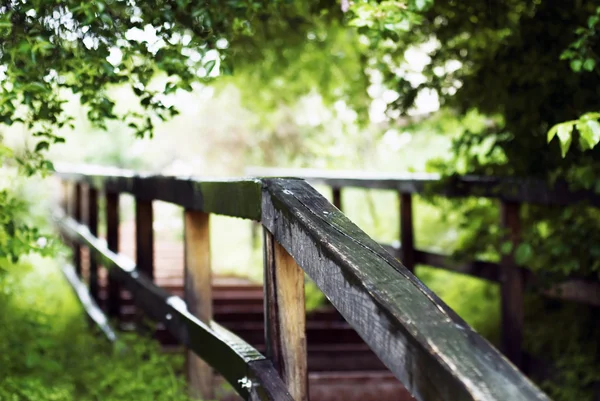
[105,192,120,318]
[500,200,524,369]
[332,187,343,211]
[263,228,308,401]
[399,192,416,273]
[184,210,214,399]
[135,199,154,280]
[73,183,82,276]
[87,186,99,301]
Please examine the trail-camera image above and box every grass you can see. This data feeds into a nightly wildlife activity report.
[0,255,199,401]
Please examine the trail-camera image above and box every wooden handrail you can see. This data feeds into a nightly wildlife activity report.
[54,165,551,401]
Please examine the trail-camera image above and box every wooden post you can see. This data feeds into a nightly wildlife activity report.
[73,183,82,276]
[500,200,524,369]
[332,187,343,211]
[184,210,214,399]
[135,199,154,280]
[87,186,99,301]
[105,192,120,318]
[399,192,416,272]
[263,228,308,401]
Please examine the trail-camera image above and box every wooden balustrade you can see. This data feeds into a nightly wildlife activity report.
[54,165,554,401]
[247,166,600,371]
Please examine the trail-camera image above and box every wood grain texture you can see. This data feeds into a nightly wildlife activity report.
[105,192,120,318]
[55,211,292,401]
[399,192,415,273]
[263,229,308,401]
[500,201,524,369]
[184,210,214,400]
[261,178,549,401]
[87,186,99,301]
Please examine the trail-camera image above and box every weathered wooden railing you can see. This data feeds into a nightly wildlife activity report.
[54,165,550,401]
[247,167,600,371]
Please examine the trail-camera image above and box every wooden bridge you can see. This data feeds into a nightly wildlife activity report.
[52,165,599,401]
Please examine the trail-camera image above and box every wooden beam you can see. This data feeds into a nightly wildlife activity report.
[263,228,308,401]
[500,201,524,369]
[72,183,82,275]
[105,192,120,318]
[332,187,342,211]
[184,210,214,400]
[400,192,415,273]
[135,199,154,280]
[57,212,293,401]
[87,186,99,301]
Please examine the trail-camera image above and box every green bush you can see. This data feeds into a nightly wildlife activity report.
[0,256,200,401]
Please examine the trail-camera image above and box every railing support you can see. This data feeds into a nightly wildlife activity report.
[105,192,120,318]
[135,199,154,280]
[72,182,82,275]
[400,192,416,272]
[184,210,214,399]
[87,186,99,301]
[332,187,343,211]
[263,228,308,401]
[500,200,524,369]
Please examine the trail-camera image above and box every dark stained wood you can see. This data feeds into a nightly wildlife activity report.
[263,229,308,401]
[332,187,342,211]
[245,167,600,207]
[261,178,550,401]
[54,165,262,220]
[56,212,293,401]
[72,182,82,275]
[500,201,524,369]
[184,210,214,399]
[87,186,99,301]
[135,199,154,280]
[105,192,120,318]
[400,193,416,273]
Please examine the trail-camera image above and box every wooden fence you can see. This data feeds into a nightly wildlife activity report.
[247,167,600,370]
[54,165,551,401]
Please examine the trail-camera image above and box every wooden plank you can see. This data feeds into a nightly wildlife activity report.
[87,186,99,301]
[399,193,415,273]
[500,201,524,369]
[261,178,550,401]
[332,187,342,211]
[184,210,213,399]
[135,199,154,280]
[263,229,308,401]
[244,166,600,207]
[72,182,82,275]
[55,211,293,401]
[105,192,120,318]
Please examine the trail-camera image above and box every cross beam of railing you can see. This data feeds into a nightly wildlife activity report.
[54,165,550,401]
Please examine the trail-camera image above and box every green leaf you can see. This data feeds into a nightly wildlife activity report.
[556,122,574,157]
[204,60,217,75]
[570,59,583,72]
[582,119,600,149]
[34,141,49,152]
[500,241,513,255]
[515,243,533,265]
[547,124,559,143]
[583,58,596,72]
